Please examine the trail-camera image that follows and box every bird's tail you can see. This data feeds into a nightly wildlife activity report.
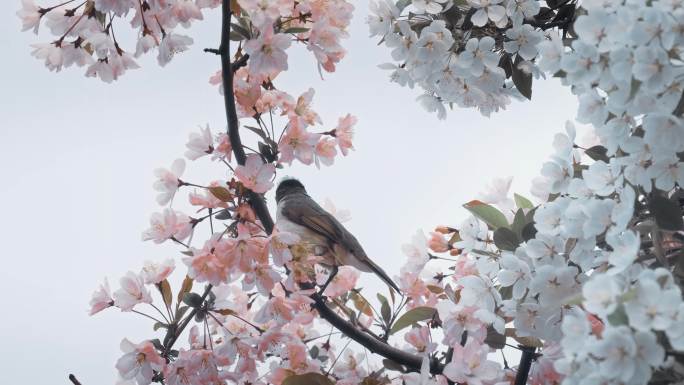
[363,258,402,294]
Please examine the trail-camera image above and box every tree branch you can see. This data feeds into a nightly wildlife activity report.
[68,374,82,385]
[514,346,538,385]
[220,5,274,233]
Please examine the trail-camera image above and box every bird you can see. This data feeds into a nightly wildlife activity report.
[275,178,401,294]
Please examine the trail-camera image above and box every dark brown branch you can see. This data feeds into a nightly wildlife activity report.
[514,346,538,385]
[219,7,274,233]
[313,293,441,373]
[68,374,82,385]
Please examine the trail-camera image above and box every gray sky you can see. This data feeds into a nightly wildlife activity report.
[0,2,580,383]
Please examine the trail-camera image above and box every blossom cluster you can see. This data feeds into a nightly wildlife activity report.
[368,0,551,117]
[388,1,684,384]
[18,0,353,83]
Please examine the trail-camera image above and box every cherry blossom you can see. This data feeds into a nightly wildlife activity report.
[113,272,153,311]
[89,278,114,315]
[153,158,185,205]
[244,25,291,79]
[116,338,165,385]
[140,259,175,285]
[141,208,192,243]
[185,125,214,161]
[234,154,275,193]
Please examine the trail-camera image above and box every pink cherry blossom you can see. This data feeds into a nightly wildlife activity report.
[185,125,214,160]
[89,278,114,315]
[113,272,153,311]
[284,88,322,127]
[244,24,291,78]
[171,0,203,26]
[141,208,192,243]
[443,338,501,385]
[17,0,42,33]
[318,266,359,297]
[314,137,338,168]
[238,0,294,26]
[278,122,320,165]
[428,231,449,253]
[405,326,435,353]
[140,259,175,284]
[153,158,185,205]
[213,133,233,161]
[269,230,300,266]
[183,237,231,286]
[31,43,64,72]
[116,338,165,385]
[333,114,356,155]
[243,263,282,295]
[158,33,193,67]
[189,182,230,210]
[85,53,140,83]
[234,154,275,193]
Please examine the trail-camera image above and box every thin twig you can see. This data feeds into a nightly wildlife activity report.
[68,374,82,385]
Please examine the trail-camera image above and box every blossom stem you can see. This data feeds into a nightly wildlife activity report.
[132,309,164,324]
[325,338,352,376]
[149,303,170,323]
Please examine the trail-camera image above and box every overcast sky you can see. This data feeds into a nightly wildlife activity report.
[0,2,582,383]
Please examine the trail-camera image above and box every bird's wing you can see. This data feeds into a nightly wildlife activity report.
[281,195,366,257]
[282,195,402,294]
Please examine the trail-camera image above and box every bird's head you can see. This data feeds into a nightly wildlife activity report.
[276,178,307,202]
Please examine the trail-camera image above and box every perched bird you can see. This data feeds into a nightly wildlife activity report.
[275,178,401,293]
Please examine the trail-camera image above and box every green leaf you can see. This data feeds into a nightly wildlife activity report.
[649,194,684,231]
[151,338,164,350]
[159,279,173,307]
[521,222,537,242]
[283,27,310,34]
[229,31,244,41]
[463,200,509,230]
[183,292,203,308]
[585,145,610,162]
[175,305,189,321]
[511,208,527,240]
[389,306,436,335]
[377,293,391,324]
[514,193,534,210]
[153,322,168,331]
[512,55,532,100]
[493,227,520,251]
[282,372,335,385]
[309,345,319,359]
[607,305,629,326]
[230,22,251,39]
